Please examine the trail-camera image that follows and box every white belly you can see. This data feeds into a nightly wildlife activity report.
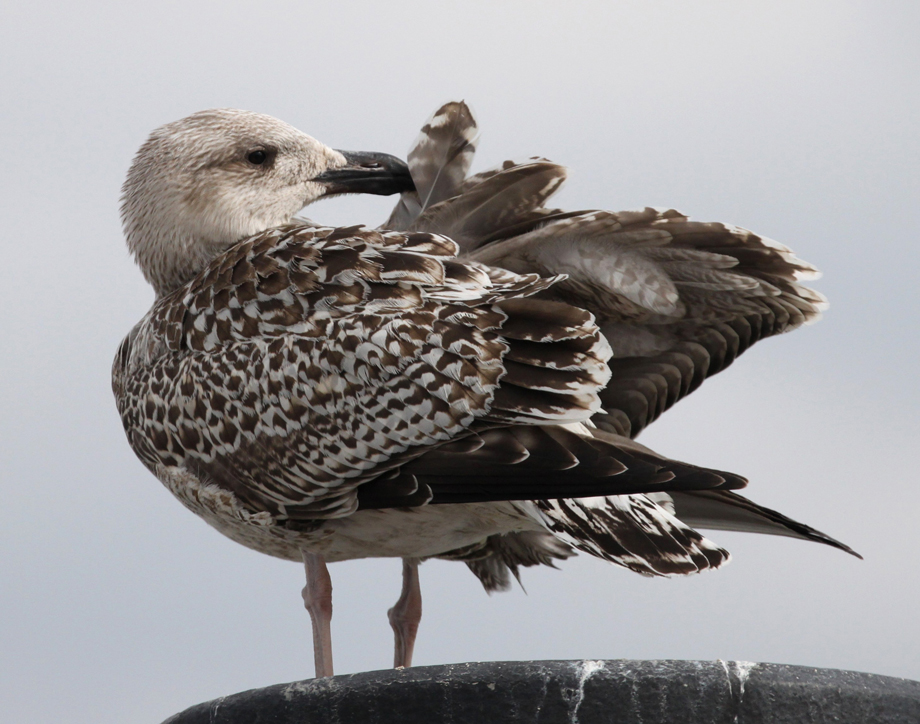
[317,501,541,562]
[156,465,542,563]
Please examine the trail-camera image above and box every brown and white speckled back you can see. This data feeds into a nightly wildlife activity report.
[113,224,612,521]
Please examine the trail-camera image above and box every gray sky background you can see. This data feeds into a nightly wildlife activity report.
[2,2,918,722]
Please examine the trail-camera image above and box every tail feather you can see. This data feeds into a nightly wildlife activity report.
[535,494,731,577]
[437,531,576,593]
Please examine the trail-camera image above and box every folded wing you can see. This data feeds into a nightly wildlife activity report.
[115,224,745,526]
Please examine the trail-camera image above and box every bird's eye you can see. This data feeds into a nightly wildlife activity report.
[247,150,268,165]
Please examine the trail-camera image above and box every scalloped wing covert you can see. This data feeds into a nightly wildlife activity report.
[113,224,615,520]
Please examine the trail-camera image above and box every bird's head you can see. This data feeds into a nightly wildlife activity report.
[121,108,414,297]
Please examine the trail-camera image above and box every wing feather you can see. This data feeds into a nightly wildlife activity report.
[386,108,827,439]
[114,224,617,521]
[385,101,479,230]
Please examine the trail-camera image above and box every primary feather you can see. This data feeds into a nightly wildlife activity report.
[379,101,855,591]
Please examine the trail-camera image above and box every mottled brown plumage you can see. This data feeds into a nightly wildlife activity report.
[115,222,629,523]
[114,106,855,678]
[383,101,853,592]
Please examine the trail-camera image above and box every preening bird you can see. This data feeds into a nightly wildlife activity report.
[113,104,857,679]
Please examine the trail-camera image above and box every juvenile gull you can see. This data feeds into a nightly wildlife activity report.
[113,106,857,679]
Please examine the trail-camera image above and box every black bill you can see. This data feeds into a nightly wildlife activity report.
[314,150,415,196]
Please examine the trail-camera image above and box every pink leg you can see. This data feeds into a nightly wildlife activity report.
[388,558,422,668]
[301,551,334,678]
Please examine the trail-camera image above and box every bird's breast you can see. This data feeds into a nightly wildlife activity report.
[315,502,541,562]
[155,463,542,564]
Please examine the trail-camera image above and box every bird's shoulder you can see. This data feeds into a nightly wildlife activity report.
[111,221,617,519]
[176,224,451,351]
[128,223,558,363]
